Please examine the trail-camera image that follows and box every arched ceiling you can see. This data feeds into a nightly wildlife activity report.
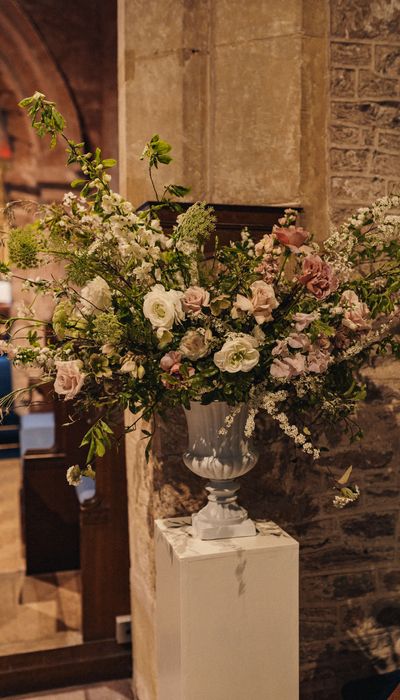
[0,0,81,196]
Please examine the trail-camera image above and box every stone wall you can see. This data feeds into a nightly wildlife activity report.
[329,0,400,223]
[294,2,400,697]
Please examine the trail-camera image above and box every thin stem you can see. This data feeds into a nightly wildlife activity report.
[148,165,159,202]
[276,251,290,285]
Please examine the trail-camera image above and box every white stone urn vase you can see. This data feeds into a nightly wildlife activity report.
[183,401,258,540]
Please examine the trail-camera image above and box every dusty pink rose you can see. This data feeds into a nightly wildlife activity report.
[292,311,319,331]
[298,255,338,300]
[340,290,371,332]
[160,351,182,373]
[182,286,210,315]
[54,360,85,400]
[274,225,309,253]
[307,348,330,374]
[270,353,306,379]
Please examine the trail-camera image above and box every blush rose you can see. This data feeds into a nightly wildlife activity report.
[54,359,86,400]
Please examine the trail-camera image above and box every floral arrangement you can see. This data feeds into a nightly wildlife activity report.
[1,93,400,508]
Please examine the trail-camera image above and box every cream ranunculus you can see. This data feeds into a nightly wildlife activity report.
[143,284,184,330]
[179,329,210,360]
[54,359,86,400]
[214,333,260,373]
[81,276,112,315]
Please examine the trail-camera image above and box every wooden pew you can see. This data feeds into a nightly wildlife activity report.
[22,400,87,575]
[80,412,130,641]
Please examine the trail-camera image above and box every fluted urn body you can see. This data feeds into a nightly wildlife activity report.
[183,401,258,540]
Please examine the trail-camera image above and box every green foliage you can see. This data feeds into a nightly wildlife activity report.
[80,419,114,462]
[92,312,124,345]
[175,202,217,244]
[19,92,65,148]
[140,134,172,168]
[8,224,40,268]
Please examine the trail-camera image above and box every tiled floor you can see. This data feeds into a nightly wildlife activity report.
[6,679,133,699]
[0,458,82,655]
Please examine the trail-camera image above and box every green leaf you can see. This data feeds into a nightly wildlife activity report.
[102,158,117,168]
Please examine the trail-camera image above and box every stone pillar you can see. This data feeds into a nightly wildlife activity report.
[118,2,330,699]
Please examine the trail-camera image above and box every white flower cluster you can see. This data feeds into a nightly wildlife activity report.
[324,195,400,280]
[332,485,360,509]
[257,390,320,459]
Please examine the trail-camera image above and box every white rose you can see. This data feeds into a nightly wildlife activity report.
[143,284,184,330]
[214,333,260,373]
[54,360,85,400]
[81,276,112,315]
[180,329,210,360]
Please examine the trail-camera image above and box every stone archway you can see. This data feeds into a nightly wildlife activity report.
[0,0,81,200]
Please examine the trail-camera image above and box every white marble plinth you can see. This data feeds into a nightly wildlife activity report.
[155,518,299,700]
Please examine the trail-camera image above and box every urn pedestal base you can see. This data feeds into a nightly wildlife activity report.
[191,478,257,539]
[191,513,256,540]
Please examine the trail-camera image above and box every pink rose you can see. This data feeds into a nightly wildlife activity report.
[274,225,309,253]
[270,353,306,379]
[298,255,338,300]
[292,311,319,331]
[160,350,194,388]
[250,280,279,324]
[160,351,182,373]
[54,360,85,400]
[340,290,371,332]
[182,286,210,315]
[307,348,330,374]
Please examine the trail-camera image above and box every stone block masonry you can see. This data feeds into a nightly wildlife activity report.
[330,0,400,222]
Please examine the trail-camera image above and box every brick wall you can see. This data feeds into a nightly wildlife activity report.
[329,0,400,224]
